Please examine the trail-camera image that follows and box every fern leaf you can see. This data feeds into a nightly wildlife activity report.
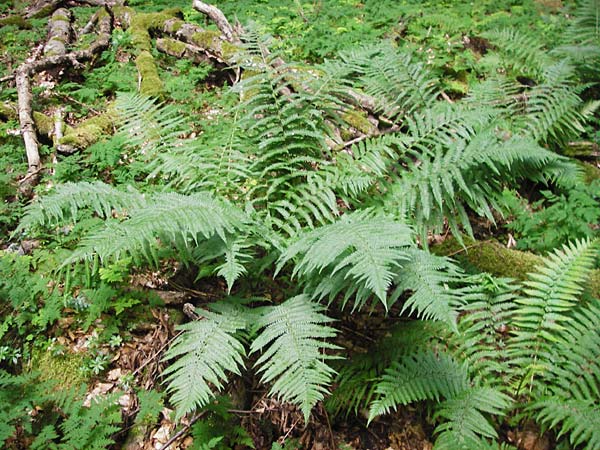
[19,181,145,229]
[250,295,339,421]
[368,351,469,421]
[434,387,510,442]
[390,249,465,329]
[277,211,414,307]
[67,192,247,270]
[115,92,189,159]
[509,238,599,393]
[162,305,248,419]
[527,399,600,450]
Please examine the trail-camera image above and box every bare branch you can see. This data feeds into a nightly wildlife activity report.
[192,0,237,42]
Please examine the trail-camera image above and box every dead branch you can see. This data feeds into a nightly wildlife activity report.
[44,8,73,57]
[25,0,64,19]
[14,10,112,190]
[192,0,237,42]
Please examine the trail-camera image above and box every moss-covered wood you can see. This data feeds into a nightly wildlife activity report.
[57,110,115,154]
[432,235,600,297]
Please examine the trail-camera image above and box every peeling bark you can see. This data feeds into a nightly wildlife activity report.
[15,69,41,186]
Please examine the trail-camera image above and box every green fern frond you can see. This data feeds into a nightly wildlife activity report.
[389,249,465,329]
[483,29,550,79]
[368,351,469,420]
[277,211,414,307]
[434,387,510,444]
[68,192,247,275]
[543,299,600,401]
[523,62,586,144]
[250,295,339,421]
[19,181,145,229]
[162,304,248,419]
[54,385,121,450]
[527,399,600,450]
[340,44,439,121]
[115,92,189,159]
[456,275,518,383]
[327,321,447,417]
[509,238,599,393]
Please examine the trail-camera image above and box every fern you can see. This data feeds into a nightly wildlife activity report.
[19,181,145,229]
[65,192,248,287]
[434,387,510,450]
[162,303,248,419]
[54,386,121,450]
[455,275,517,384]
[115,92,189,159]
[527,399,600,450]
[389,249,466,329]
[327,320,447,417]
[509,238,599,394]
[250,295,339,421]
[340,44,439,121]
[277,211,414,308]
[368,351,469,419]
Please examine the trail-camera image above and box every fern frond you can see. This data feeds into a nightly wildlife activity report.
[389,249,465,329]
[327,321,447,417]
[19,181,145,229]
[368,351,469,420]
[456,275,518,383]
[250,295,339,421]
[523,62,586,144]
[527,399,600,450]
[543,299,600,402]
[340,44,439,121]
[509,238,599,393]
[68,192,247,276]
[162,304,248,419]
[434,387,511,449]
[54,385,121,450]
[277,211,414,308]
[115,92,189,159]
[482,29,550,79]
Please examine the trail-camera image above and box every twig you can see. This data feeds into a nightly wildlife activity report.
[157,411,207,450]
[131,331,182,377]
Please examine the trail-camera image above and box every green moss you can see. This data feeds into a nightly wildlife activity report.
[160,37,186,57]
[135,51,164,98]
[342,110,376,134]
[578,161,600,183]
[130,10,180,53]
[432,235,600,297]
[0,15,32,29]
[32,112,55,136]
[191,30,221,49]
[59,111,115,149]
[220,41,239,61]
[31,348,88,390]
[50,14,70,23]
[0,102,17,120]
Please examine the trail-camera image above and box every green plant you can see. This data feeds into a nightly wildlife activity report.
[504,181,600,253]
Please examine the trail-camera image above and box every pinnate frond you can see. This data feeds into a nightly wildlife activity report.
[250,295,338,421]
[278,211,414,307]
[162,305,248,419]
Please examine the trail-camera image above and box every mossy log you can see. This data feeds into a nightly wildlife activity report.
[43,8,73,57]
[57,109,116,154]
[0,15,32,29]
[432,236,600,297]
